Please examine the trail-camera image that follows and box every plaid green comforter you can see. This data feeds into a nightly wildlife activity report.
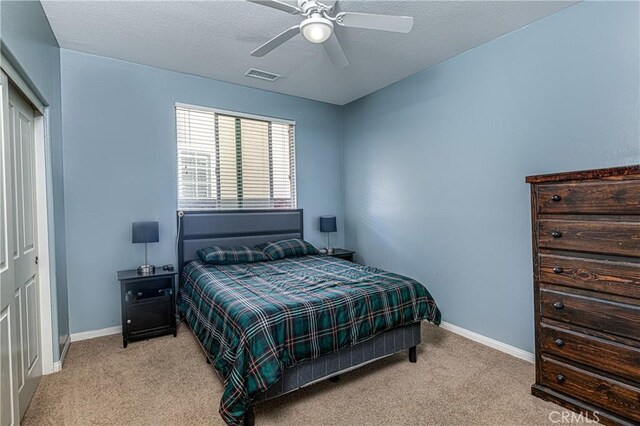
[179,255,441,425]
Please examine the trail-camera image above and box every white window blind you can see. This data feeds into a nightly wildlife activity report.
[176,104,296,210]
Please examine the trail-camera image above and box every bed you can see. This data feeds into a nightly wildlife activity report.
[177,209,441,426]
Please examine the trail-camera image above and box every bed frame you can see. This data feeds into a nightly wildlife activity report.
[177,209,421,426]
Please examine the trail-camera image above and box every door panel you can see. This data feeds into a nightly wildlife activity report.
[0,307,17,426]
[14,290,23,393]
[8,101,18,261]
[0,116,5,272]
[18,112,34,256]
[25,279,37,371]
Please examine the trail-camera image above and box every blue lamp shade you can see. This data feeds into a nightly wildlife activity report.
[132,222,159,244]
[319,216,337,233]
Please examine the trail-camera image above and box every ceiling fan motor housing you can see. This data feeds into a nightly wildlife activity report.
[298,0,330,16]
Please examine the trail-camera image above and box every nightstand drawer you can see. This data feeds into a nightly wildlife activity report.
[125,276,172,292]
[331,253,353,262]
[128,287,173,303]
[323,249,355,262]
[126,299,172,335]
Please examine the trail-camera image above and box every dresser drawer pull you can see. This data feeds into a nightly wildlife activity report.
[553,301,564,310]
[555,338,565,347]
[556,374,566,384]
[551,231,563,238]
[551,195,562,202]
[127,319,132,324]
[553,267,563,274]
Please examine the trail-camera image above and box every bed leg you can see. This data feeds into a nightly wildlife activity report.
[243,406,255,426]
[408,346,417,363]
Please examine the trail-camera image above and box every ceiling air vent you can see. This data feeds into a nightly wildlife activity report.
[245,68,281,82]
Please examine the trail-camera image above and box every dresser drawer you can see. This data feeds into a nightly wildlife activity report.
[540,357,640,422]
[537,180,640,215]
[540,324,640,382]
[540,254,640,299]
[540,287,640,340]
[538,219,640,258]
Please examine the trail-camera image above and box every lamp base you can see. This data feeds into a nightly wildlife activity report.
[137,264,156,275]
[325,247,334,254]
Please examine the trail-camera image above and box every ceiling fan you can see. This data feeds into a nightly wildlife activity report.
[247,0,414,68]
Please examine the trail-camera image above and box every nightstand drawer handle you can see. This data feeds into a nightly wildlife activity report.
[553,301,564,310]
[555,338,565,347]
[553,267,563,274]
[551,231,563,238]
[137,292,143,297]
[556,374,566,384]
[127,319,131,324]
[551,195,562,202]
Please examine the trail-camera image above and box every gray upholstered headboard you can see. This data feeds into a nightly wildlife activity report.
[177,209,303,277]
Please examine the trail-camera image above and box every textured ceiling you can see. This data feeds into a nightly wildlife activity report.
[41,0,578,105]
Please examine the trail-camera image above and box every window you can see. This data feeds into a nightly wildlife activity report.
[176,104,296,210]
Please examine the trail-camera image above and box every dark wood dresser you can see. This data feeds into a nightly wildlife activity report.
[527,165,640,425]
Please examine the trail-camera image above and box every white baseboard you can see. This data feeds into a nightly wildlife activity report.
[70,325,122,342]
[440,321,534,364]
[52,335,71,373]
[66,322,533,366]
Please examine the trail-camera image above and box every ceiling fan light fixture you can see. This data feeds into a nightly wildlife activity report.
[300,13,333,43]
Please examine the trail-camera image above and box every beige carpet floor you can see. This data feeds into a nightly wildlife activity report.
[23,323,562,425]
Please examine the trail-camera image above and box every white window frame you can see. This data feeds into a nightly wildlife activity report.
[175,102,297,211]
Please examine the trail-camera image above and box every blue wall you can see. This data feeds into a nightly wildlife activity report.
[1,1,70,359]
[60,49,345,334]
[341,1,640,353]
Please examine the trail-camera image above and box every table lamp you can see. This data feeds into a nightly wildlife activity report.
[132,221,159,275]
[319,216,337,254]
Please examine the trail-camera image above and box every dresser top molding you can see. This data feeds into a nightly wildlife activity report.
[526,164,640,184]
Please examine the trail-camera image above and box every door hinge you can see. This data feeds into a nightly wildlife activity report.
[35,256,39,265]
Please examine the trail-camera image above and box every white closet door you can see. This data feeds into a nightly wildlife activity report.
[0,71,41,424]
[0,70,19,426]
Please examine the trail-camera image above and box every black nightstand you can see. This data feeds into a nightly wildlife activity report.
[116,268,178,348]
[324,249,355,262]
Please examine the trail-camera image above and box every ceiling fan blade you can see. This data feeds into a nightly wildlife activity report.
[336,12,414,33]
[246,0,301,15]
[324,34,349,68]
[251,26,301,57]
